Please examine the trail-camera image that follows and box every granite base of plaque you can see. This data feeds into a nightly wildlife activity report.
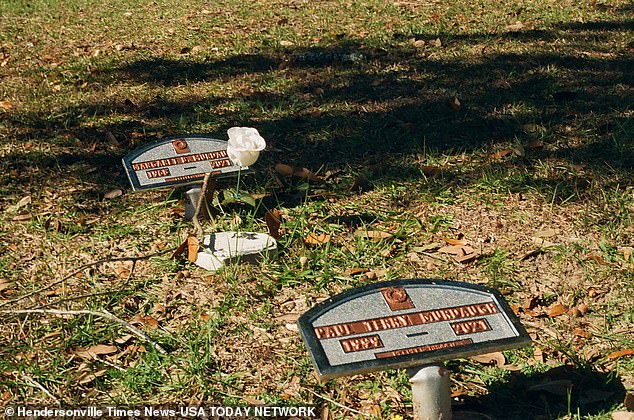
[195,231,278,271]
[298,279,531,420]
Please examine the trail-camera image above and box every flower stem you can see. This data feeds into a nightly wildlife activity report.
[234,167,242,199]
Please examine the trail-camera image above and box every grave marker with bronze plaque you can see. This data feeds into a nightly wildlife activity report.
[122,136,244,191]
[298,279,530,381]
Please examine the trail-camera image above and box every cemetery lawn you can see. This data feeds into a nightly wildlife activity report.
[1,0,633,418]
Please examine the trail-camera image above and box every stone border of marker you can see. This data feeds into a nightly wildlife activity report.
[298,278,531,419]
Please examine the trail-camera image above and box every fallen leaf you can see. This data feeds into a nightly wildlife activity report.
[187,235,199,262]
[453,251,480,263]
[421,166,441,177]
[74,344,118,360]
[78,369,108,385]
[532,236,557,248]
[412,39,426,48]
[344,267,368,277]
[114,264,131,279]
[533,228,558,238]
[171,238,189,260]
[471,352,505,367]
[546,303,568,317]
[449,96,461,111]
[293,167,320,181]
[305,233,330,245]
[441,236,467,246]
[16,195,31,209]
[115,335,133,345]
[0,100,13,110]
[431,37,442,47]
[274,163,295,177]
[573,327,591,338]
[355,229,393,241]
[265,208,282,239]
[104,189,123,199]
[130,314,159,329]
[276,313,300,323]
[586,254,606,265]
[438,245,474,255]
[491,149,513,159]
[607,349,634,360]
[412,243,441,252]
[618,247,633,262]
[280,40,294,46]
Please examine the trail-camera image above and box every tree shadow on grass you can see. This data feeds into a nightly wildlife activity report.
[2,14,632,196]
[454,364,627,419]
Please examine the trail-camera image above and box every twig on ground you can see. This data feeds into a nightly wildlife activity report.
[303,387,371,417]
[22,374,61,406]
[1,308,168,355]
[192,172,211,238]
[0,248,175,309]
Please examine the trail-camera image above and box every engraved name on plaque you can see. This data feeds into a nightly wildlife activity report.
[298,279,530,380]
[122,136,244,191]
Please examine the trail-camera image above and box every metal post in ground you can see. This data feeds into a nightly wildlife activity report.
[184,187,202,221]
[408,364,452,420]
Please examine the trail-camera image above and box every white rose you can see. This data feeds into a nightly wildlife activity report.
[226,127,266,167]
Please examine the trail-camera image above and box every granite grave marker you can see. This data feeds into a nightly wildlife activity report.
[298,278,530,381]
[122,135,244,191]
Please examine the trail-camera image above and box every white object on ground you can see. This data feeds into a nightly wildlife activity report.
[195,231,277,271]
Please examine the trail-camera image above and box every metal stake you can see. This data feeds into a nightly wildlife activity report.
[184,187,202,221]
[408,364,452,420]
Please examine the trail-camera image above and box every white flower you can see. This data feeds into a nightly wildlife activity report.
[226,127,266,167]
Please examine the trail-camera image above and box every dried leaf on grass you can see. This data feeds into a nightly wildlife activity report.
[344,267,368,277]
[607,349,634,360]
[305,233,330,245]
[265,208,282,239]
[421,166,442,178]
[78,369,108,385]
[74,344,118,360]
[355,229,393,241]
[104,189,123,199]
[0,100,13,110]
[545,303,568,318]
[187,236,199,263]
[471,352,505,367]
[130,314,159,329]
[441,236,468,246]
[274,163,321,181]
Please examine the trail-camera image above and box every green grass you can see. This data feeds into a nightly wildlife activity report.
[1,0,633,418]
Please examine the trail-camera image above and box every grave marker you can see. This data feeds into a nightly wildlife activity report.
[122,135,244,191]
[298,279,531,419]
